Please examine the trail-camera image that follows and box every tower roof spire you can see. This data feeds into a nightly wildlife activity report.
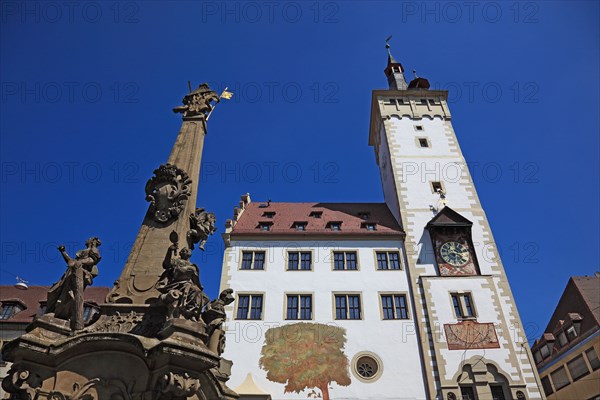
[384,36,407,90]
[385,35,399,65]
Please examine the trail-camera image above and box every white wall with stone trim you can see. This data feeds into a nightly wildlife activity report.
[221,238,429,400]
[376,96,544,399]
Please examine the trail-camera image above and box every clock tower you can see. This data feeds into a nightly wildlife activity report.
[369,43,545,400]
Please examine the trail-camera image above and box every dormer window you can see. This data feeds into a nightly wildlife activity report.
[258,222,273,231]
[327,222,342,231]
[309,211,322,219]
[293,222,307,231]
[566,326,578,341]
[358,212,370,220]
[362,223,377,231]
[0,302,24,320]
[263,212,276,218]
[540,344,550,359]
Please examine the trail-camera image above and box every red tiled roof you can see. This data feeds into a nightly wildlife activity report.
[0,285,109,323]
[231,202,404,237]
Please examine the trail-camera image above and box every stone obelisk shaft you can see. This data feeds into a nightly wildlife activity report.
[108,85,218,304]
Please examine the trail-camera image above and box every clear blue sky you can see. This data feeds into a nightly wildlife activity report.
[1,1,598,342]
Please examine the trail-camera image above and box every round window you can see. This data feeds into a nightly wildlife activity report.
[356,356,378,378]
[351,352,383,383]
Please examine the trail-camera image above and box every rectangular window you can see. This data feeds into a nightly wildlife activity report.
[451,293,476,319]
[241,251,265,270]
[381,294,409,320]
[431,181,444,193]
[557,331,568,347]
[567,355,589,381]
[566,325,577,341]
[376,251,401,270]
[286,294,312,320]
[333,251,358,270]
[309,211,322,218]
[460,386,476,400]
[539,344,550,359]
[236,294,264,320]
[541,376,553,396]
[263,212,276,218]
[418,138,429,148]
[550,366,570,390]
[585,347,600,370]
[301,252,311,270]
[287,251,311,270]
[288,252,299,270]
[83,305,94,321]
[490,385,506,400]
[415,124,424,130]
[358,212,370,220]
[335,294,361,320]
[534,350,543,364]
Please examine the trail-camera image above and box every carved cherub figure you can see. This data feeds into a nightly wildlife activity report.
[186,208,217,251]
[157,243,209,321]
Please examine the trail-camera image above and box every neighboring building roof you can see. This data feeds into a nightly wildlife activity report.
[572,275,600,324]
[229,202,404,237]
[531,274,600,369]
[545,275,600,332]
[0,285,109,323]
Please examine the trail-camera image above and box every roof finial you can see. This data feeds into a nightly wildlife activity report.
[413,69,418,79]
[385,35,393,56]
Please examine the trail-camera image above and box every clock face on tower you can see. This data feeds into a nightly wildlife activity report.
[426,207,479,276]
[440,241,470,267]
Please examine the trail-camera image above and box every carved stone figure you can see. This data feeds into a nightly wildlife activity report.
[46,237,102,331]
[187,208,217,250]
[172,83,220,118]
[203,289,234,355]
[145,163,192,224]
[157,243,209,321]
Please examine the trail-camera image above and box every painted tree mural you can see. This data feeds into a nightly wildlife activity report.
[259,322,351,400]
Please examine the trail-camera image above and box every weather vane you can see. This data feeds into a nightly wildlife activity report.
[385,35,393,55]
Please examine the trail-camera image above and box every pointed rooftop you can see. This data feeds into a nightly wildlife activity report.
[384,38,407,90]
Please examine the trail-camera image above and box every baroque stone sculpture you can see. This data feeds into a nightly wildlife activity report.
[145,163,192,224]
[157,242,209,322]
[46,237,102,331]
[203,289,235,355]
[173,83,220,118]
[2,84,239,400]
[187,207,217,250]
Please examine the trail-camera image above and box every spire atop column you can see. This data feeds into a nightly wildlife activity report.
[107,83,220,304]
[384,36,408,90]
